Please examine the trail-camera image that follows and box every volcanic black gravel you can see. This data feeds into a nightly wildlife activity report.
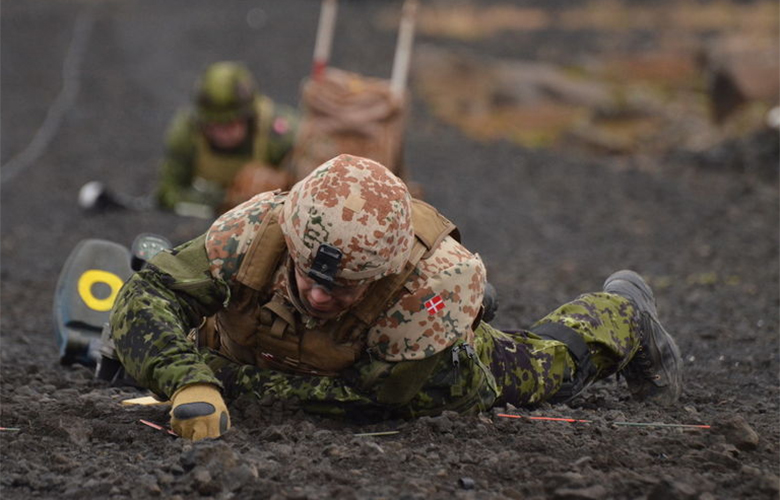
[2,1,778,499]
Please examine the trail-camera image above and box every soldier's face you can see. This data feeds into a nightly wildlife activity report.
[203,119,248,149]
[294,267,370,319]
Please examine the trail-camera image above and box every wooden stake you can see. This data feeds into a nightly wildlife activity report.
[390,0,419,98]
[312,0,338,80]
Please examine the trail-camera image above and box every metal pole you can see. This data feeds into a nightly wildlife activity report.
[312,0,338,80]
[390,0,419,98]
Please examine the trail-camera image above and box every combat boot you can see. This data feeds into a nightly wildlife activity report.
[603,270,683,405]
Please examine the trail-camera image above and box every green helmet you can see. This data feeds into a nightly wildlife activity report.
[194,61,258,123]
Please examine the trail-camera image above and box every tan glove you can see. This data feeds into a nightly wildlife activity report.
[170,383,230,441]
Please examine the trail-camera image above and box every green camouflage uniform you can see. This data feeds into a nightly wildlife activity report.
[155,96,299,211]
[112,156,642,420]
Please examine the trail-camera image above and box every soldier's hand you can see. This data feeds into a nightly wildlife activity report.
[170,383,230,441]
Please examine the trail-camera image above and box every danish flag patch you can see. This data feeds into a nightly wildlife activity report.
[424,295,445,315]
[273,117,290,135]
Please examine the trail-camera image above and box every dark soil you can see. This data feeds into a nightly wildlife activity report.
[2,1,778,499]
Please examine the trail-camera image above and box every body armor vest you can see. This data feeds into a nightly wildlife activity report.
[193,96,274,188]
[202,199,459,376]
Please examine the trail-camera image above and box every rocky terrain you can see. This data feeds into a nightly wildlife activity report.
[2,0,778,498]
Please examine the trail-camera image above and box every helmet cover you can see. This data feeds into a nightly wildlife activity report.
[280,154,413,285]
[195,61,257,123]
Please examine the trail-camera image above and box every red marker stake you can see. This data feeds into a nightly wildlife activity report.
[496,414,710,429]
[311,0,337,80]
[497,413,591,423]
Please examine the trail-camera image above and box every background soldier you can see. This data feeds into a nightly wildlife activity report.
[155,61,299,218]
[111,154,682,441]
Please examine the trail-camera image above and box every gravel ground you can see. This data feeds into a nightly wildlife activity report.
[2,1,778,499]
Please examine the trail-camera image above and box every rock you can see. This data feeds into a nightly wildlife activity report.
[191,467,211,484]
[283,486,308,500]
[714,415,760,451]
[648,478,698,500]
[155,472,174,486]
[138,473,162,497]
[458,477,475,490]
[224,464,259,492]
[420,413,453,434]
[62,417,92,446]
[712,443,740,457]
[700,34,780,123]
[551,484,608,500]
[253,458,282,476]
[261,425,292,442]
[549,471,587,487]
[191,466,222,496]
[759,473,780,494]
[501,487,525,500]
[180,440,239,471]
[312,429,333,441]
[359,440,385,455]
[701,449,740,469]
[572,455,593,468]
[323,444,348,458]
[419,45,604,107]
[740,465,762,477]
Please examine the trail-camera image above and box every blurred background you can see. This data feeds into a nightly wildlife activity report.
[1,2,778,498]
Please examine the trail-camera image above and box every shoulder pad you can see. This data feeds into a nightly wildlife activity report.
[271,103,300,138]
[205,191,286,282]
[366,236,486,361]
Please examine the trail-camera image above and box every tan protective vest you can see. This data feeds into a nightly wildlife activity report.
[203,199,459,376]
[193,96,274,188]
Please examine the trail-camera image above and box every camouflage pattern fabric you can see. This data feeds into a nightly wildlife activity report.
[155,96,299,211]
[280,154,414,285]
[204,155,485,361]
[110,235,229,399]
[199,293,639,419]
[112,153,641,414]
[110,224,639,413]
[487,292,639,407]
[365,235,485,361]
[205,190,287,280]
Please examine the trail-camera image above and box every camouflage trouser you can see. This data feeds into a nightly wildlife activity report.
[485,291,639,407]
[201,292,640,419]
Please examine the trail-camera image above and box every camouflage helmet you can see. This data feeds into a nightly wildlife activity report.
[194,61,257,123]
[279,154,414,287]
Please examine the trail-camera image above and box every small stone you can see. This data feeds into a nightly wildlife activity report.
[191,466,221,496]
[759,473,780,494]
[458,477,475,490]
[192,467,211,485]
[552,484,607,500]
[701,449,740,469]
[284,486,308,500]
[180,440,239,471]
[648,479,697,500]
[715,415,760,451]
[225,464,259,492]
